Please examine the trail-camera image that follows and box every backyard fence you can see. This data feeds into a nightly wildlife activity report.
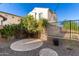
[55,20,79,41]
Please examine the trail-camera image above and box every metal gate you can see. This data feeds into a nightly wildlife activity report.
[56,20,79,41]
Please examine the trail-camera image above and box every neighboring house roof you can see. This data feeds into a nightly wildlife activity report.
[0,11,22,17]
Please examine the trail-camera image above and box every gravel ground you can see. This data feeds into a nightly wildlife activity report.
[0,39,79,56]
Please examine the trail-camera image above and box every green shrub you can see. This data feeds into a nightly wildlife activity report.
[21,15,49,33]
[0,15,49,39]
[0,25,14,40]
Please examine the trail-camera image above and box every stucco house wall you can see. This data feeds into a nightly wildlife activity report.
[29,7,48,20]
[0,12,21,26]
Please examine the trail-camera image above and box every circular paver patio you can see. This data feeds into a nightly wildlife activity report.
[39,48,58,56]
[10,39,43,51]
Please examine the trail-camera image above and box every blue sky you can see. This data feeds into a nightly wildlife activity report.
[0,3,79,22]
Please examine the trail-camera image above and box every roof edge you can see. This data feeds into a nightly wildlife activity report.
[0,11,22,17]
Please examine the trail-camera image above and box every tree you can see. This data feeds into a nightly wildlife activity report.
[0,25,15,41]
[0,24,24,41]
[21,15,49,38]
[21,15,38,33]
[21,15,49,32]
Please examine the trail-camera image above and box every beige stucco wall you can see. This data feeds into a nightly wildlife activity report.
[29,7,57,23]
[0,17,3,25]
[0,12,21,26]
[28,7,49,20]
[48,10,57,23]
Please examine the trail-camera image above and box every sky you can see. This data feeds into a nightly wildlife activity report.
[0,3,79,22]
